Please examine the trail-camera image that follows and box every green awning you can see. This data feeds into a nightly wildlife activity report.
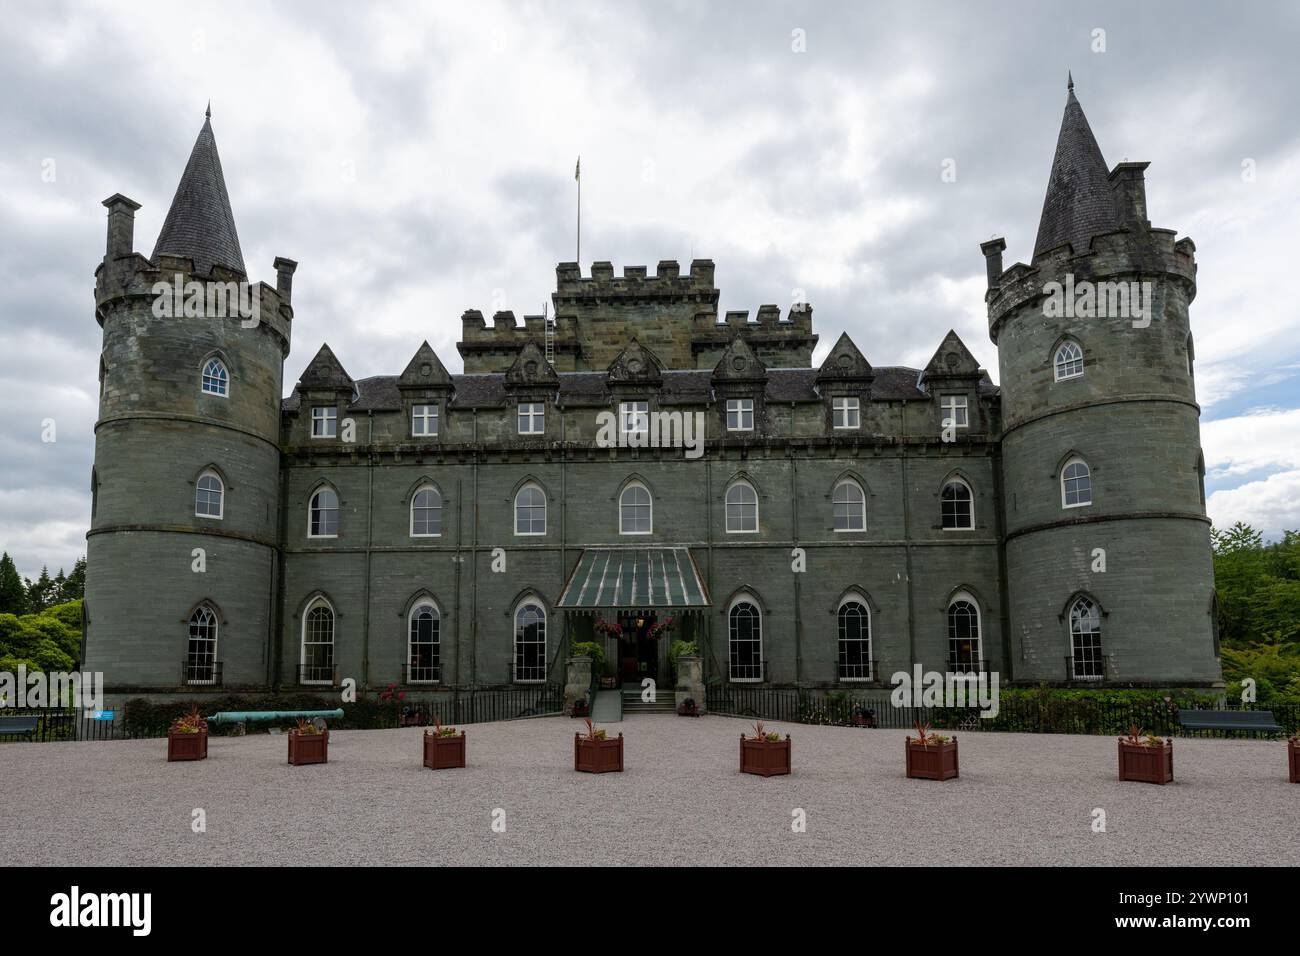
[557,548,710,609]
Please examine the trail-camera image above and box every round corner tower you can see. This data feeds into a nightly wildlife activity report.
[982,81,1220,687]
[84,112,294,695]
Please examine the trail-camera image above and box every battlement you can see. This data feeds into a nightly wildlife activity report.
[984,225,1198,344]
[554,259,719,301]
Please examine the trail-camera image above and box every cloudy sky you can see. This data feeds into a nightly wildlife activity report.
[1,0,1298,579]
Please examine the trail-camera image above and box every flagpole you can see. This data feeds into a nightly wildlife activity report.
[576,155,581,265]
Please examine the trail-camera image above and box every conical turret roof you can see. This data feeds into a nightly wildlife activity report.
[151,109,246,276]
[1033,79,1119,259]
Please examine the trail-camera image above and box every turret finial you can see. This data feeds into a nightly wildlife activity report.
[205,100,211,119]
[1067,71,1074,92]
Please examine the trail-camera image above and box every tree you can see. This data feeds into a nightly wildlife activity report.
[26,566,54,613]
[62,557,86,602]
[0,553,26,615]
[52,568,67,604]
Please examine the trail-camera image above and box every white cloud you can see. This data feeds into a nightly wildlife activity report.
[1208,470,1300,538]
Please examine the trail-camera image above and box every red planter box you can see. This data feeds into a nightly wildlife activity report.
[677,702,700,717]
[1288,740,1299,784]
[906,738,959,780]
[740,735,791,776]
[288,730,329,765]
[1118,738,1173,784]
[167,730,207,762]
[574,733,623,773]
[423,731,466,769]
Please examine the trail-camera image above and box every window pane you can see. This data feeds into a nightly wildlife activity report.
[837,602,871,679]
[729,603,762,680]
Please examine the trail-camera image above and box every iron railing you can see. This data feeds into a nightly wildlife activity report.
[182,660,223,686]
[1064,654,1112,682]
[704,686,1300,738]
[402,662,442,685]
[297,664,337,686]
[0,708,119,743]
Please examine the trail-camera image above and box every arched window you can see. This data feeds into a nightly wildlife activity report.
[309,487,339,537]
[195,471,224,519]
[514,601,546,682]
[837,597,872,680]
[410,486,442,537]
[832,479,866,531]
[515,484,546,535]
[90,467,98,519]
[941,479,973,530]
[1053,341,1083,381]
[201,358,229,396]
[408,602,441,683]
[725,481,758,533]
[619,482,652,534]
[947,594,982,672]
[728,598,762,681]
[1061,458,1092,508]
[1070,596,1104,680]
[186,604,218,685]
[300,599,335,685]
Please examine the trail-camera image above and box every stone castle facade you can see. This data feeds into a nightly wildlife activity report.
[83,86,1223,702]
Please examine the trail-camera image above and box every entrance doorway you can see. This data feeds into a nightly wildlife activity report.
[617,612,659,684]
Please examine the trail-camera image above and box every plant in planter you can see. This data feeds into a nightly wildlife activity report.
[851,705,876,728]
[287,716,329,766]
[571,696,590,718]
[167,706,209,762]
[574,717,623,773]
[905,720,958,780]
[1289,731,1300,784]
[1117,723,1173,784]
[677,697,700,717]
[423,717,466,770]
[740,721,791,776]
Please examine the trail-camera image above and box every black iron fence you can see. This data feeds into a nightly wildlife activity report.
[1,683,564,743]
[0,708,120,743]
[705,685,1300,738]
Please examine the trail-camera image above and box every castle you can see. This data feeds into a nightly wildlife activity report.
[83,84,1223,705]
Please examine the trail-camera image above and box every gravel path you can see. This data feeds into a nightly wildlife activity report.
[3,716,1294,866]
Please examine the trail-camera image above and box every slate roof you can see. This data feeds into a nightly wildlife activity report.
[1033,81,1119,260]
[151,113,246,276]
[281,365,995,412]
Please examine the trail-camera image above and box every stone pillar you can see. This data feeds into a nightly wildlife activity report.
[564,655,593,714]
[674,656,704,713]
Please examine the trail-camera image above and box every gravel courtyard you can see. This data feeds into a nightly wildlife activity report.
[3,715,1294,866]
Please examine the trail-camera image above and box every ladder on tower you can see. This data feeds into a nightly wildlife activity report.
[544,302,555,366]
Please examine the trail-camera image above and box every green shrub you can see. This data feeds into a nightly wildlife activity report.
[668,639,698,664]
[569,641,605,667]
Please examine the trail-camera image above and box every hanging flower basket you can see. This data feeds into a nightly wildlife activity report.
[593,617,623,638]
[646,615,677,640]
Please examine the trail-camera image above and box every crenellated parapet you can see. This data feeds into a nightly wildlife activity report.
[985,226,1197,346]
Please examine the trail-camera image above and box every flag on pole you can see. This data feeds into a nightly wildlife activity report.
[575,156,581,181]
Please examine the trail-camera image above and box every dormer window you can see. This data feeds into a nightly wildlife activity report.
[832,396,860,429]
[311,406,337,438]
[412,403,438,437]
[518,402,544,435]
[940,394,968,429]
[726,398,754,431]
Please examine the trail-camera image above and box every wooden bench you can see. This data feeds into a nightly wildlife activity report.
[1178,710,1283,736]
[0,715,40,740]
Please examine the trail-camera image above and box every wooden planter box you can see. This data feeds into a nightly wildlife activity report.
[423,731,466,769]
[571,700,590,718]
[740,735,791,776]
[677,702,699,717]
[1118,738,1173,784]
[1288,740,1299,784]
[288,730,329,766]
[167,730,208,762]
[906,738,959,780]
[574,733,623,773]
